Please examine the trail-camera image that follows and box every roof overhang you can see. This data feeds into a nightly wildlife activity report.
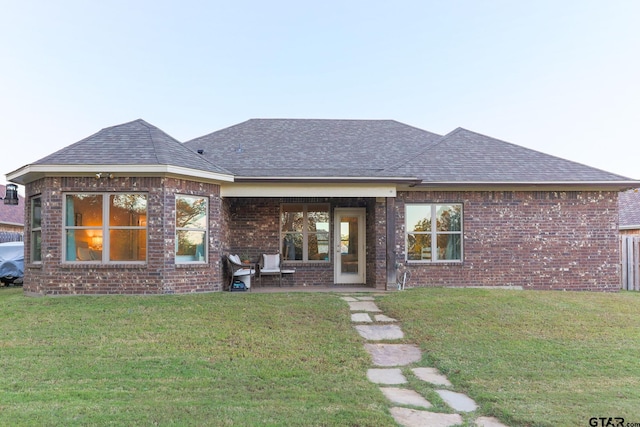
[221,182,397,198]
[6,164,235,185]
[232,175,417,184]
[620,225,640,231]
[0,221,24,227]
[402,180,640,192]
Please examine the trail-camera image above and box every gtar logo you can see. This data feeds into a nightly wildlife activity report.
[589,418,624,427]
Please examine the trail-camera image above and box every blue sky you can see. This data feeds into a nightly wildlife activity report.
[1,0,639,186]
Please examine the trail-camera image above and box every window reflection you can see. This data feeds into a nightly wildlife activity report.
[281,204,329,261]
[406,204,462,262]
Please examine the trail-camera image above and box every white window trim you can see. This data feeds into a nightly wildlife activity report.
[62,192,148,264]
[281,203,330,263]
[30,196,42,263]
[405,203,463,263]
[175,194,208,264]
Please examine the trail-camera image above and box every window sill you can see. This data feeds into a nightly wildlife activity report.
[176,262,209,268]
[406,260,463,266]
[61,262,147,269]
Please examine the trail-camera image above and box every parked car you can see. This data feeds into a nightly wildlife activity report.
[0,241,24,285]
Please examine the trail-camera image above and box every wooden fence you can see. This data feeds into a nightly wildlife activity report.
[621,235,640,291]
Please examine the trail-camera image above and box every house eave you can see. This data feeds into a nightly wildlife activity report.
[6,164,235,185]
[232,175,418,184]
[221,182,398,198]
[0,221,24,228]
[620,225,640,231]
[404,180,640,191]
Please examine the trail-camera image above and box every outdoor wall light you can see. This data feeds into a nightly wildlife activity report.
[95,173,114,179]
[2,184,19,205]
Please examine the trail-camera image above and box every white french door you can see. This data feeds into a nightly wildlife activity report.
[334,208,366,284]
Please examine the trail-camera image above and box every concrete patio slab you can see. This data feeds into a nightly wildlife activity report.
[351,313,372,323]
[412,367,452,386]
[347,301,381,312]
[374,314,397,322]
[476,416,509,427]
[355,324,404,340]
[436,389,478,412]
[389,407,463,427]
[366,368,407,385]
[380,387,432,408]
[364,343,422,366]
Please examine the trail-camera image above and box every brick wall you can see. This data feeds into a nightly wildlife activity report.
[23,177,223,295]
[224,197,376,287]
[21,182,622,294]
[396,190,620,291]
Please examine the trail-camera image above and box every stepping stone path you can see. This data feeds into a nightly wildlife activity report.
[343,295,510,427]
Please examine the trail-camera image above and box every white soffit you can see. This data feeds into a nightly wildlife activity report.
[221,183,397,197]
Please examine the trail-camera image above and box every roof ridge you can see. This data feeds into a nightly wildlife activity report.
[137,120,161,164]
[139,120,235,175]
[186,119,253,144]
[382,127,456,172]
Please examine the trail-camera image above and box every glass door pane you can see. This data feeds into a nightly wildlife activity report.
[340,216,359,275]
[334,208,365,284]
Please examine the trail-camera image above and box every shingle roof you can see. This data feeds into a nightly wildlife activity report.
[12,118,638,188]
[0,184,24,226]
[186,119,633,184]
[184,119,442,178]
[385,127,632,182]
[619,189,640,229]
[35,119,231,175]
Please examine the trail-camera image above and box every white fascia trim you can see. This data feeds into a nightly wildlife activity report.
[6,164,234,184]
[406,181,640,191]
[221,182,397,198]
[620,225,640,231]
[233,175,416,183]
[0,221,24,227]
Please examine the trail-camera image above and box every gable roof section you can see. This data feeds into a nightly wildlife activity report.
[185,119,442,179]
[619,189,640,229]
[0,184,25,226]
[386,127,633,185]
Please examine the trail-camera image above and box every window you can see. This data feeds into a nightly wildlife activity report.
[406,204,462,262]
[31,197,42,262]
[64,193,147,263]
[175,195,208,263]
[281,204,330,261]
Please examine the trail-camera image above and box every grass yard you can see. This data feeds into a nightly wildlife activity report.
[0,288,395,427]
[377,288,640,427]
[2,287,639,427]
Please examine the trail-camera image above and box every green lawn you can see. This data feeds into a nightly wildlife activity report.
[0,288,395,426]
[377,288,640,427]
[2,287,639,427]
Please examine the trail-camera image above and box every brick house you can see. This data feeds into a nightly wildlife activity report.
[6,119,639,295]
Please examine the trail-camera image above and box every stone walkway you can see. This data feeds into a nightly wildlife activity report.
[343,295,509,427]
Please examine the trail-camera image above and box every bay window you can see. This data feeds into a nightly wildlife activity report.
[175,195,208,263]
[31,197,42,262]
[64,193,147,263]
